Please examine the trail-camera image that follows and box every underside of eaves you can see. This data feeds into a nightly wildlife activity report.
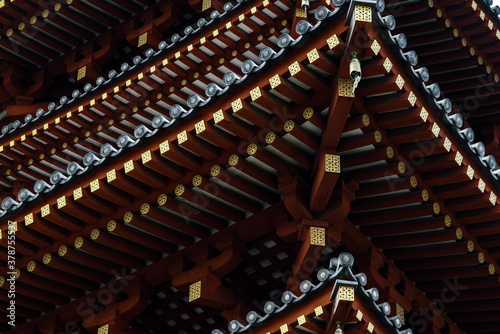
[1,1,500,334]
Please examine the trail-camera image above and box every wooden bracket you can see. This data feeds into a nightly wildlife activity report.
[278,173,313,221]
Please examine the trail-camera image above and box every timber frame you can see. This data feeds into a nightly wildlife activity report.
[1,0,500,333]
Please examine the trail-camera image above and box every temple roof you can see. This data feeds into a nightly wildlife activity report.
[1,0,500,333]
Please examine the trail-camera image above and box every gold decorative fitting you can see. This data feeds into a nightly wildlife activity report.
[327,34,340,49]
[296,7,307,17]
[58,245,68,256]
[383,58,393,73]
[214,110,224,123]
[355,5,372,22]
[124,160,134,173]
[386,146,394,159]
[467,240,474,252]
[408,91,417,106]
[374,130,382,143]
[97,324,109,334]
[211,165,221,176]
[281,19,287,26]
[478,179,485,193]
[0,277,4,287]
[57,196,66,209]
[158,194,167,206]
[27,261,36,272]
[303,107,314,119]
[431,123,440,137]
[250,87,262,101]
[433,202,440,214]
[478,252,485,264]
[18,22,25,31]
[398,161,406,174]
[232,98,243,112]
[25,213,34,226]
[362,114,370,126]
[284,120,295,132]
[139,203,149,215]
[289,61,301,76]
[30,16,37,24]
[422,189,429,201]
[456,228,463,240]
[6,28,13,37]
[202,0,211,11]
[90,228,100,240]
[269,74,281,89]
[338,285,355,301]
[444,215,452,227]
[367,322,374,333]
[472,0,477,10]
[175,184,185,196]
[307,49,320,63]
[314,306,323,316]
[41,204,50,217]
[445,19,451,28]
[244,42,250,49]
[497,30,500,39]
[54,3,61,11]
[371,40,381,55]
[90,179,100,192]
[102,92,108,100]
[410,176,418,188]
[470,47,475,56]
[467,165,474,180]
[195,120,206,134]
[11,269,20,280]
[478,56,484,65]
[247,143,258,155]
[455,151,463,166]
[310,227,326,246]
[428,0,434,7]
[106,169,117,183]
[228,154,239,166]
[159,140,170,154]
[356,310,363,321]
[480,10,485,20]
[123,211,133,223]
[192,175,202,187]
[338,78,355,97]
[177,130,188,144]
[77,66,86,81]
[462,38,468,47]
[42,9,50,18]
[280,324,289,334]
[437,9,443,18]
[74,237,84,248]
[43,253,51,264]
[396,303,405,325]
[325,154,340,173]
[107,220,117,232]
[8,222,17,233]
[396,75,405,90]
[443,137,452,152]
[489,263,495,275]
[141,150,152,164]
[297,315,306,325]
[489,192,497,205]
[265,132,276,144]
[495,75,500,83]
[189,281,202,302]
